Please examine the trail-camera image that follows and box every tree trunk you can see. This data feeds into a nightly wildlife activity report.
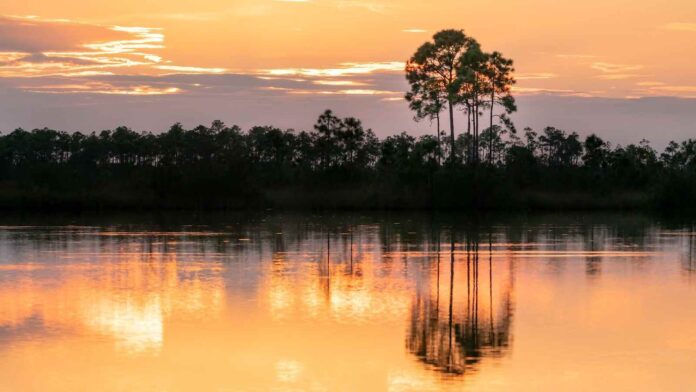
[467,104,472,164]
[476,100,479,164]
[448,100,455,162]
[436,111,441,165]
[489,91,495,165]
[474,99,479,164]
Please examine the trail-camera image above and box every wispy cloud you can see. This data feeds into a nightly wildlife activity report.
[0,15,230,93]
[512,86,596,98]
[21,81,181,95]
[155,65,227,74]
[0,16,164,78]
[662,22,696,32]
[286,88,400,96]
[0,15,406,98]
[313,80,367,86]
[262,62,403,77]
[641,85,696,98]
[636,81,665,87]
[402,29,427,33]
[516,72,557,80]
[649,85,696,93]
[0,15,132,52]
[597,73,644,80]
[591,62,643,73]
[84,26,164,53]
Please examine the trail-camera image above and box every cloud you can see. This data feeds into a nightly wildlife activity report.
[597,73,644,80]
[662,22,696,32]
[649,85,696,93]
[21,81,181,95]
[0,16,132,52]
[591,62,643,73]
[0,15,232,93]
[289,88,399,95]
[636,81,665,87]
[155,65,227,74]
[640,85,696,98]
[512,86,596,98]
[7,73,187,95]
[244,61,405,96]
[516,72,557,80]
[84,26,164,54]
[590,62,646,81]
[402,29,427,33]
[313,80,368,86]
[262,62,403,77]
[1,69,404,100]
[8,52,101,66]
[0,16,170,78]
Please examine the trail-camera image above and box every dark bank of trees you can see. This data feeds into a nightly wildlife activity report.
[0,110,695,210]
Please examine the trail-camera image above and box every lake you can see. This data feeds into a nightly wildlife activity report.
[0,213,694,391]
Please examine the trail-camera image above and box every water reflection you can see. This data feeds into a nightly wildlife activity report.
[0,214,695,391]
[407,234,513,376]
[677,225,696,279]
[0,229,227,355]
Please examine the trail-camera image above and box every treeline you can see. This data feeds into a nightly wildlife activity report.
[0,110,694,210]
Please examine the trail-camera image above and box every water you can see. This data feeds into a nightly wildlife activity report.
[0,213,695,391]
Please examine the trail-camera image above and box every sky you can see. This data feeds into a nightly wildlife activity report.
[0,0,695,147]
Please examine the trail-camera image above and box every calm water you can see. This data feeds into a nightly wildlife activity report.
[0,213,695,391]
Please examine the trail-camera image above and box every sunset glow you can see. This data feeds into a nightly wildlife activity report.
[1,1,695,144]
[1,2,696,387]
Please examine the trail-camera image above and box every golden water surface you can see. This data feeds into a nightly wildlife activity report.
[0,214,695,391]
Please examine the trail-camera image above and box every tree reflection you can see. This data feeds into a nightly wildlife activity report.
[682,224,695,277]
[407,230,514,376]
[585,226,603,279]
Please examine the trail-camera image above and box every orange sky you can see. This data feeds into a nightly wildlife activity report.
[0,0,695,144]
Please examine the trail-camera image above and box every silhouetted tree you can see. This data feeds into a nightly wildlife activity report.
[482,52,516,164]
[457,41,489,163]
[406,29,476,161]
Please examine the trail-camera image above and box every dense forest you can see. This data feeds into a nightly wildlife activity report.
[1,29,694,211]
[0,110,694,210]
